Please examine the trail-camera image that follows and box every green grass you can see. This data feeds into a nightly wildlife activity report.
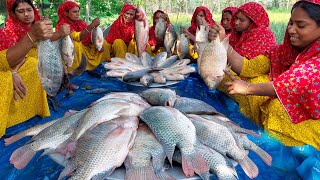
[0,14,4,27]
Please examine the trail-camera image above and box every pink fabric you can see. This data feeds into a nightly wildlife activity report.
[56,1,91,46]
[266,0,320,123]
[229,2,276,59]
[105,4,136,44]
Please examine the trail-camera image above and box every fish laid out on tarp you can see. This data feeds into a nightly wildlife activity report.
[37,39,64,96]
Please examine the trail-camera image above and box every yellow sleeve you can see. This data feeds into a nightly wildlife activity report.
[240,55,271,78]
[0,50,11,71]
[70,31,81,42]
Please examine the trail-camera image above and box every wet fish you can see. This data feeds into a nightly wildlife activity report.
[106,69,131,78]
[9,109,86,170]
[60,117,138,180]
[173,145,238,180]
[164,24,177,57]
[125,124,174,180]
[91,27,104,51]
[188,114,259,179]
[123,68,153,82]
[135,6,149,57]
[141,51,153,68]
[152,73,167,84]
[140,74,154,87]
[157,55,178,68]
[173,97,219,115]
[139,106,209,179]
[176,33,189,60]
[151,51,167,68]
[37,39,64,96]
[140,88,176,106]
[61,35,74,68]
[166,59,190,69]
[155,17,166,41]
[110,57,145,70]
[195,25,209,65]
[199,35,229,89]
[125,53,143,65]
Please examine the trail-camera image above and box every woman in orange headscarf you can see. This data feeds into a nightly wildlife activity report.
[0,0,51,138]
[220,7,238,37]
[181,6,216,61]
[105,4,137,58]
[212,0,320,149]
[56,1,110,72]
[217,2,277,124]
[148,10,171,56]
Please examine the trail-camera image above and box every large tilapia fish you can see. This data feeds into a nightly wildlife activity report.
[155,17,166,41]
[37,39,64,96]
[164,24,177,57]
[61,35,74,68]
[135,6,149,57]
[59,117,138,180]
[199,35,229,90]
[139,106,209,179]
[91,27,104,51]
[124,124,174,180]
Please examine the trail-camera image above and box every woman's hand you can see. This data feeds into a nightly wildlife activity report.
[12,71,27,101]
[29,19,54,41]
[58,24,71,37]
[90,17,100,29]
[208,24,226,42]
[224,70,250,96]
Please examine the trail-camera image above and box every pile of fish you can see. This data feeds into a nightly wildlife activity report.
[5,88,272,180]
[105,52,195,87]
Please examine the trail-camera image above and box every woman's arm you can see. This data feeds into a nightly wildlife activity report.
[224,70,276,96]
[6,19,53,68]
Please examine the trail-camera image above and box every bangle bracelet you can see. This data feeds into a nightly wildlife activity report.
[11,71,18,74]
[245,83,251,97]
[85,28,90,33]
[27,32,35,44]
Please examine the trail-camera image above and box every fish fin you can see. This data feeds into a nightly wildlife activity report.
[181,150,209,178]
[4,132,30,146]
[58,161,76,180]
[237,156,259,179]
[243,139,272,166]
[155,169,175,180]
[221,36,230,50]
[241,128,261,137]
[92,168,115,180]
[163,144,176,166]
[125,167,158,180]
[9,144,37,170]
[38,148,56,159]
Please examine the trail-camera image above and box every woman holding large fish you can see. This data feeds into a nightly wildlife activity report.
[217,2,277,124]
[148,10,171,56]
[210,0,320,150]
[0,0,51,138]
[180,6,216,61]
[55,1,110,72]
[105,4,137,58]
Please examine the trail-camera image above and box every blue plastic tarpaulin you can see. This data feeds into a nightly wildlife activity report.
[0,64,319,180]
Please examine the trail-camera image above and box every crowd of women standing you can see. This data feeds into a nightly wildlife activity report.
[0,0,319,153]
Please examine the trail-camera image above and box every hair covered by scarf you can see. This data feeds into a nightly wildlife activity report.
[1,0,40,50]
[56,1,91,46]
[105,4,136,44]
[187,6,216,36]
[229,2,276,59]
[266,0,320,123]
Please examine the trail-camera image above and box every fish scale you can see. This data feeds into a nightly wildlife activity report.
[139,106,210,179]
[37,39,64,96]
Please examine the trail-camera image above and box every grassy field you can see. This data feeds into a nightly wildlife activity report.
[0,10,290,44]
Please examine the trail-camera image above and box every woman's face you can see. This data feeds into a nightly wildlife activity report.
[196,10,206,26]
[288,7,320,49]
[234,11,252,32]
[123,9,135,23]
[65,6,80,21]
[222,11,232,30]
[14,2,34,26]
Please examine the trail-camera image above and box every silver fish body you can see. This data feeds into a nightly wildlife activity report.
[155,17,166,41]
[91,27,104,51]
[174,97,218,115]
[135,7,149,57]
[61,35,74,68]
[164,25,177,57]
[141,88,176,107]
[176,33,189,60]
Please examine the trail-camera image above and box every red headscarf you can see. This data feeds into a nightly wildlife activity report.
[56,1,91,46]
[105,4,136,44]
[187,6,216,36]
[266,0,320,123]
[229,2,276,59]
[220,7,238,36]
[148,10,167,47]
[1,0,40,50]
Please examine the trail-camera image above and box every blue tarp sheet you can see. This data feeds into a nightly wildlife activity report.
[0,64,319,180]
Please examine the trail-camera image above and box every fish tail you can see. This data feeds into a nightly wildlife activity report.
[237,156,259,179]
[125,167,157,180]
[155,168,175,180]
[181,151,209,179]
[252,145,272,166]
[58,161,76,180]
[4,132,27,146]
[9,144,37,170]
